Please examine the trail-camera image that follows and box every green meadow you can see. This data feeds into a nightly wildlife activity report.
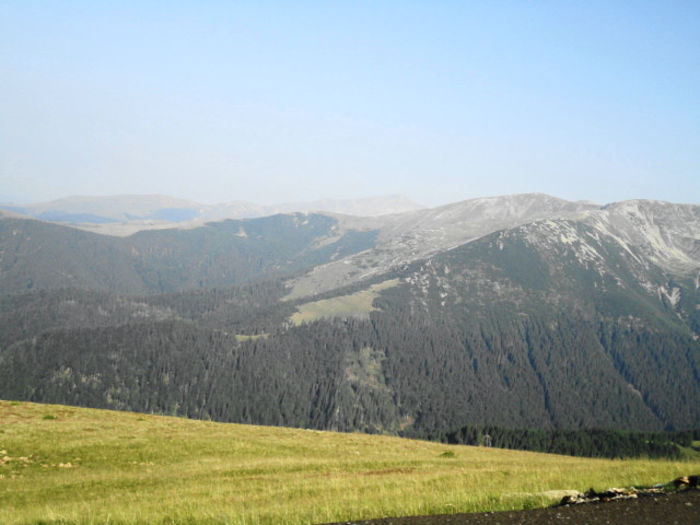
[1,400,697,524]
[290,279,399,325]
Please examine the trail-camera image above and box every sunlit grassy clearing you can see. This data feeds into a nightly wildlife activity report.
[1,400,697,525]
[290,279,398,325]
[234,333,268,342]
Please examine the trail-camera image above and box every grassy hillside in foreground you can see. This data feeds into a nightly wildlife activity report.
[1,401,698,525]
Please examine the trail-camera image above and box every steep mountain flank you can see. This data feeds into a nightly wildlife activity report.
[0,213,377,294]
[589,200,700,276]
[286,194,599,298]
[0,196,697,436]
[0,218,145,294]
[377,216,699,431]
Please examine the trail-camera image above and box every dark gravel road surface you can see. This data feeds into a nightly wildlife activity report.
[323,489,699,525]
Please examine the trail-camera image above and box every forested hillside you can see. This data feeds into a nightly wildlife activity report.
[0,213,377,293]
[0,196,698,442]
[440,425,699,459]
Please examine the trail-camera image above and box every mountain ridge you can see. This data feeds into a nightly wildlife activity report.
[0,193,697,436]
[0,193,424,235]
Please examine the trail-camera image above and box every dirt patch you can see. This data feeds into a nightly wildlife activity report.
[322,490,699,525]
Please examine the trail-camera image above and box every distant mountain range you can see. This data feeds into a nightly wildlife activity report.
[0,193,697,437]
[0,194,423,235]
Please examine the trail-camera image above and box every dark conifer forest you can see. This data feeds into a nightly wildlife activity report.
[1,198,698,459]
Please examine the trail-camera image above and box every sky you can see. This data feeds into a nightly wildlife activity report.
[1,1,699,207]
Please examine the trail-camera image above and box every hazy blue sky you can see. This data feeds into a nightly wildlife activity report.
[1,1,699,206]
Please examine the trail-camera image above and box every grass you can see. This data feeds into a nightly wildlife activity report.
[1,400,698,524]
[234,334,268,342]
[290,279,398,325]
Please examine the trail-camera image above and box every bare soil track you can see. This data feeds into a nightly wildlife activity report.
[323,489,699,525]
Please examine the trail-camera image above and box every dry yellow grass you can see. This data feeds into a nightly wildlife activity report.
[1,400,697,524]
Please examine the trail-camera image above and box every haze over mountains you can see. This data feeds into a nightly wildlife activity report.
[0,194,423,236]
[0,193,698,438]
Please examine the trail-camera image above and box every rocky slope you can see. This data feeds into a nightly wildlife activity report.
[293,196,699,299]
